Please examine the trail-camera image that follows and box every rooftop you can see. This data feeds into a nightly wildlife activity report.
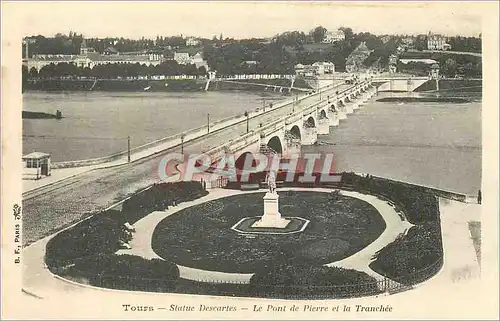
[23,152,51,159]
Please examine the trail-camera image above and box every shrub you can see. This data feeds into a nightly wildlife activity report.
[369,224,443,285]
[249,263,381,298]
[45,210,126,270]
[121,181,208,223]
[45,181,207,273]
[340,172,439,224]
[72,253,180,292]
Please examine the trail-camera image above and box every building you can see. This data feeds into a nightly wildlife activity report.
[427,32,451,51]
[185,37,201,47]
[173,52,190,65]
[22,152,51,180]
[294,64,315,77]
[190,52,209,70]
[295,62,334,76]
[312,62,335,75]
[24,37,164,71]
[322,29,345,43]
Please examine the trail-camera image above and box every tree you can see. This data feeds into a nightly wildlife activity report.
[29,67,39,78]
[310,26,327,43]
[442,58,457,77]
[339,27,354,40]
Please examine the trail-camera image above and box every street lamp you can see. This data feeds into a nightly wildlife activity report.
[244,111,249,133]
[127,136,131,162]
[262,98,266,113]
[207,113,210,133]
[180,133,185,154]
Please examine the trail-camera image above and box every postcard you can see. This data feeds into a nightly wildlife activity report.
[1,1,498,319]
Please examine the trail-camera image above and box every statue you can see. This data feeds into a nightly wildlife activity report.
[266,169,277,194]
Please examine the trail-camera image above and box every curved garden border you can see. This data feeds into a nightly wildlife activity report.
[44,174,445,298]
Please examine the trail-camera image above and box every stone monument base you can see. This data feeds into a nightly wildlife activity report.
[251,192,290,229]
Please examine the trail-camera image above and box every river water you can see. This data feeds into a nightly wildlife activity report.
[23,90,481,195]
[303,92,482,195]
[23,91,283,162]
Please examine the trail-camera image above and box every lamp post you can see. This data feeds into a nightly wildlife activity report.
[207,113,210,133]
[262,98,266,113]
[244,111,249,133]
[180,133,185,154]
[127,136,131,163]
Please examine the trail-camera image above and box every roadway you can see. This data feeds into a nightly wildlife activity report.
[22,81,354,247]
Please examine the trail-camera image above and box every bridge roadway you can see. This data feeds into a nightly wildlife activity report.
[22,81,356,247]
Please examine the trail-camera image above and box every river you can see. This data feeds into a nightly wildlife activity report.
[23,90,482,195]
[23,91,284,162]
[303,92,482,195]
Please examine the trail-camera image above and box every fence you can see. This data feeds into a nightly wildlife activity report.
[62,257,442,299]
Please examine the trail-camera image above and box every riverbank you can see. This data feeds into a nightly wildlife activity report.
[376,97,470,103]
[414,79,482,92]
[23,78,312,93]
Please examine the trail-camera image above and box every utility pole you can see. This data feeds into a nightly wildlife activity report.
[207,113,210,133]
[180,133,185,154]
[244,111,249,133]
[263,98,266,113]
[127,136,131,162]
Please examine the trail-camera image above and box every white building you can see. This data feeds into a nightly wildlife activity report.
[427,32,451,51]
[185,37,201,46]
[24,38,163,71]
[173,52,191,65]
[322,29,345,43]
[295,62,334,76]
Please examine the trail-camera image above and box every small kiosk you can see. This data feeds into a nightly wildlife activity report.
[22,152,51,180]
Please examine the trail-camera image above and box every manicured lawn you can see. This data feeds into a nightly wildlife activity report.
[152,191,386,273]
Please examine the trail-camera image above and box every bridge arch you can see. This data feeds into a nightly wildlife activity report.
[330,103,337,112]
[305,116,316,128]
[290,125,301,139]
[319,109,327,119]
[267,136,283,154]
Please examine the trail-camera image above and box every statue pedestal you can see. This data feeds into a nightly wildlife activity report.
[251,192,290,228]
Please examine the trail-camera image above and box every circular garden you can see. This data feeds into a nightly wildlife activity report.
[151,190,387,274]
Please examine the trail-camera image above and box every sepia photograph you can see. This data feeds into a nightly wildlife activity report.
[1,1,498,319]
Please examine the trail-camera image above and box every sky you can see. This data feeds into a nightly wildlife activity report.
[4,1,486,40]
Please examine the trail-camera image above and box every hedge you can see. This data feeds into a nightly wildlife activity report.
[369,224,443,285]
[45,181,207,285]
[249,263,382,298]
[70,254,180,292]
[121,181,208,224]
[337,172,444,285]
[340,172,439,224]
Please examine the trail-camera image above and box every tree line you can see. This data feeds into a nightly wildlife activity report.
[23,61,207,81]
[24,28,482,76]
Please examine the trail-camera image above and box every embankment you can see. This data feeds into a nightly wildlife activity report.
[414,79,482,92]
[24,78,312,93]
[207,78,311,93]
[25,79,207,92]
[376,97,469,103]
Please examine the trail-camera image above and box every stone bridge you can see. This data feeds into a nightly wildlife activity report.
[202,79,376,170]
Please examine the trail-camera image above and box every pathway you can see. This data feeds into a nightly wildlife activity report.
[116,187,412,284]
[21,187,483,306]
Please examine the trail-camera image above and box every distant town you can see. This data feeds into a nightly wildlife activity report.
[22,26,482,83]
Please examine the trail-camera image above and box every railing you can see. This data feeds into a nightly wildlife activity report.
[51,80,370,169]
[60,256,441,298]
